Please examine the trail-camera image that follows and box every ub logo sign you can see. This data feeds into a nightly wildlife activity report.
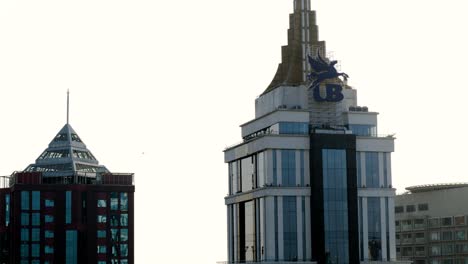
[307,51,348,103]
[313,84,344,102]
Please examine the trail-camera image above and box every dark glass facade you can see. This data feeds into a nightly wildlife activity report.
[322,149,349,264]
[310,133,359,264]
[368,197,382,261]
[0,171,134,264]
[347,124,377,137]
[283,196,297,260]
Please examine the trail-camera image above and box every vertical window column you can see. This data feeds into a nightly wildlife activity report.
[65,230,78,264]
[367,197,382,261]
[365,152,380,188]
[65,191,72,224]
[322,149,349,264]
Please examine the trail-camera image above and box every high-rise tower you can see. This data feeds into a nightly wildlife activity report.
[223,1,407,264]
[0,96,134,264]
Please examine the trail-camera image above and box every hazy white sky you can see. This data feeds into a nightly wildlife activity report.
[1,0,468,263]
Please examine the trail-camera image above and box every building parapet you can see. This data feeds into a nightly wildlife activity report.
[217,261,317,264]
[6,171,134,187]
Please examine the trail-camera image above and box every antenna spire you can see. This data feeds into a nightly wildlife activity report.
[67,89,70,124]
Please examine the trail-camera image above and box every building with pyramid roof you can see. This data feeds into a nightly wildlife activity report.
[0,96,134,264]
[222,1,409,264]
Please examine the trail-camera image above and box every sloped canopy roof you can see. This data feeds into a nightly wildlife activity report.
[25,124,109,177]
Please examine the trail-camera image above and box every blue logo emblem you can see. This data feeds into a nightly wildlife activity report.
[313,84,344,102]
[307,51,348,102]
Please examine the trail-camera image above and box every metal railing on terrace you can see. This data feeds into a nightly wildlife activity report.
[6,171,134,187]
[225,127,394,151]
[217,261,316,264]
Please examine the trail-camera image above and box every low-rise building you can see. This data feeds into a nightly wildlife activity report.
[395,183,468,264]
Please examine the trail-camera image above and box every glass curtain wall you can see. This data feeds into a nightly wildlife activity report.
[283,196,298,260]
[322,149,349,264]
[281,150,296,186]
[365,152,379,188]
[367,197,382,261]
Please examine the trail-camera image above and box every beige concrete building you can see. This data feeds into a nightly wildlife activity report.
[395,183,468,264]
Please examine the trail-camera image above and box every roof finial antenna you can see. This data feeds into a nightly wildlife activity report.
[67,89,70,124]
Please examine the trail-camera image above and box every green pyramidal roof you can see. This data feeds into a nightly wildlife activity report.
[25,124,109,177]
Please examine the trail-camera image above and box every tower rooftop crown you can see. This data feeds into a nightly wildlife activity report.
[263,0,326,94]
[24,123,109,177]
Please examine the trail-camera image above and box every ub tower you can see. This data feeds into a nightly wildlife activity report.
[224,1,406,263]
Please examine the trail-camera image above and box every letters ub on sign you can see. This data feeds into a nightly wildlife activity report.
[313,84,344,102]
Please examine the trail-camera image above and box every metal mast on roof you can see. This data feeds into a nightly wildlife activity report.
[67,89,70,124]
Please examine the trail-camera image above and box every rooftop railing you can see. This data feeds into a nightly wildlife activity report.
[6,171,134,187]
[216,261,316,264]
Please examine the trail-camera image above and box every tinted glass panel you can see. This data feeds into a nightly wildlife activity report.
[322,149,349,264]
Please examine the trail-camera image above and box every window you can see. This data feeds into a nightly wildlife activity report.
[121,214,128,226]
[347,124,377,136]
[120,244,128,257]
[415,246,425,256]
[5,194,10,226]
[21,229,29,241]
[414,219,426,229]
[97,230,106,238]
[431,245,441,256]
[45,199,54,207]
[97,215,107,223]
[21,191,30,210]
[45,230,54,238]
[406,205,416,212]
[97,245,107,254]
[456,230,466,240]
[430,218,440,228]
[395,206,404,213]
[121,229,128,242]
[281,150,296,187]
[120,193,128,211]
[31,244,40,257]
[44,245,54,254]
[21,213,29,226]
[431,232,440,241]
[365,152,379,188]
[110,198,118,211]
[45,215,54,223]
[66,230,78,264]
[322,149,350,262]
[455,244,468,253]
[442,217,453,226]
[402,247,413,256]
[97,200,106,208]
[442,244,454,255]
[455,216,466,226]
[415,232,425,243]
[442,231,453,241]
[31,228,40,242]
[402,220,412,231]
[110,215,119,226]
[278,122,309,135]
[32,213,40,226]
[418,203,429,211]
[402,233,412,243]
[32,191,40,210]
[66,191,72,224]
[21,244,29,257]
[111,229,119,242]
[241,156,255,191]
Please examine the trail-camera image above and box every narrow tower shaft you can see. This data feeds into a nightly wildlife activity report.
[263,0,325,94]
